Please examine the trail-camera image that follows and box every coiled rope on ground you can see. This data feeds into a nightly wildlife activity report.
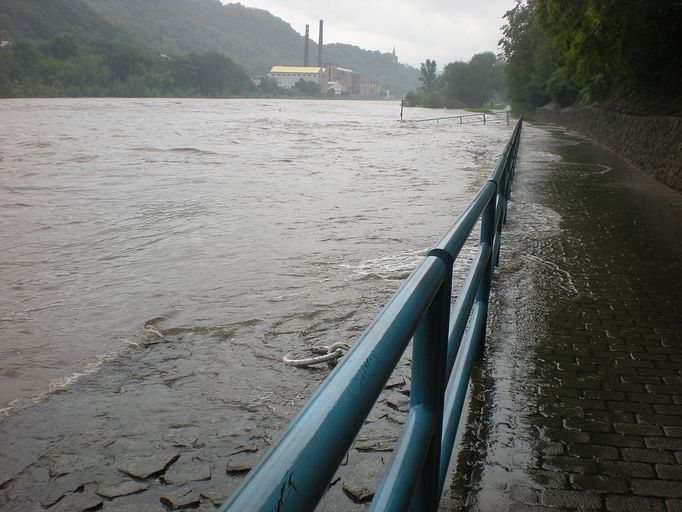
[282,342,351,367]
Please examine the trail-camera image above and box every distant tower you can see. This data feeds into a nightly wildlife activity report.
[318,20,324,67]
[304,24,310,66]
[392,47,398,63]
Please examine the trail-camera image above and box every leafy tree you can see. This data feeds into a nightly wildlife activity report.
[196,51,231,96]
[0,47,15,95]
[171,54,200,94]
[259,75,280,95]
[440,52,505,107]
[499,0,553,111]
[107,45,152,82]
[293,79,320,96]
[193,51,253,96]
[0,35,256,98]
[12,41,41,76]
[501,0,682,112]
[419,59,437,92]
[49,34,78,60]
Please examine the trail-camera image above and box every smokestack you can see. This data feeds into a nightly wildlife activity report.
[318,19,323,67]
[304,25,310,66]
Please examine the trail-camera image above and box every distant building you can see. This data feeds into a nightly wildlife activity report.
[326,65,353,95]
[272,19,387,98]
[267,64,384,98]
[0,39,11,49]
[268,66,328,94]
[326,64,384,98]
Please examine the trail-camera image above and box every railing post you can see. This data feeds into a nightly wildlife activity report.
[475,188,496,359]
[495,176,505,266]
[218,117,523,512]
[502,161,509,226]
[503,118,522,226]
[409,249,451,511]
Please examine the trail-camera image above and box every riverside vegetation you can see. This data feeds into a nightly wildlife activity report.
[0,35,256,97]
[407,1,680,114]
[0,34,330,98]
[0,0,419,98]
[499,0,681,114]
[403,52,506,110]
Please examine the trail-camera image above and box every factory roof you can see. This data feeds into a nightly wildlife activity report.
[269,66,324,74]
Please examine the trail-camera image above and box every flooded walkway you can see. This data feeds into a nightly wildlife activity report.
[446,124,682,511]
[1,119,680,512]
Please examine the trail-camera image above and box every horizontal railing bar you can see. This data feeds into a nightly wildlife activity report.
[446,243,492,375]
[433,182,495,259]
[439,299,489,493]
[369,406,436,512]
[410,112,509,123]
[220,256,448,512]
[220,117,523,512]
[490,153,509,185]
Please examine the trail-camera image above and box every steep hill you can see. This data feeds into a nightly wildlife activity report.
[0,0,419,95]
[81,0,419,95]
[0,0,125,43]
[82,0,303,74]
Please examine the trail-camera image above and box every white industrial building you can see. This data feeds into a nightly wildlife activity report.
[267,66,328,92]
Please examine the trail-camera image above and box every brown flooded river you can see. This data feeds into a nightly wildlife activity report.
[0,98,513,416]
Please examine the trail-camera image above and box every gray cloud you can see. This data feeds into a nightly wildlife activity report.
[231,0,517,67]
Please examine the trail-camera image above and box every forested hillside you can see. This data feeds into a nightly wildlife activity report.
[0,0,124,42]
[82,0,418,94]
[81,0,302,74]
[0,0,419,95]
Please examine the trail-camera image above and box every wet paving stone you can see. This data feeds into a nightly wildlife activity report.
[49,491,103,512]
[199,480,242,507]
[160,457,211,485]
[159,487,201,510]
[102,505,166,512]
[96,480,150,498]
[225,451,261,474]
[353,418,400,452]
[341,454,387,503]
[115,452,180,479]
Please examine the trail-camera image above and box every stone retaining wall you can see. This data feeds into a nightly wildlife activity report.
[535,106,682,191]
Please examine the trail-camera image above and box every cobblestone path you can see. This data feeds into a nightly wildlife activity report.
[446,124,682,511]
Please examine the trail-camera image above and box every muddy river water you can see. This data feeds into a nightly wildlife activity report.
[0,98,513,416]
[3,99,681,512]
[0,98,519,511]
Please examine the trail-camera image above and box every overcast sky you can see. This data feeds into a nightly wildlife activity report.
[230,0,518,68]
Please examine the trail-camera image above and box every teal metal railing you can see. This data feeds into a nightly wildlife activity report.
[220,117,523,512]
[409,111,511,125]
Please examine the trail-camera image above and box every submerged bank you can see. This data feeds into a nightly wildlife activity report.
[534,105,682,191]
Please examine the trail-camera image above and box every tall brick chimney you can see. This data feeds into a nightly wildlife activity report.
[317,20,323,67]
[304,25,310,66]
